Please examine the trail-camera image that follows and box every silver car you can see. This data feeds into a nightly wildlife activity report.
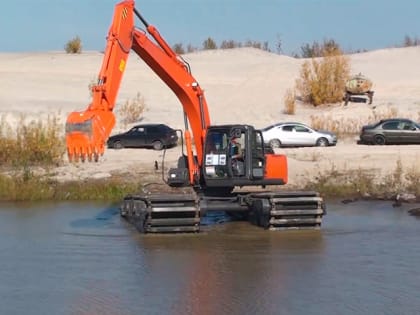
[261,122,337,148]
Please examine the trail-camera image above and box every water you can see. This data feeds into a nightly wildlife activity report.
[1,200,419,315]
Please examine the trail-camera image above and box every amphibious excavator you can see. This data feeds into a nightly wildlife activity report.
[65,0,325,233]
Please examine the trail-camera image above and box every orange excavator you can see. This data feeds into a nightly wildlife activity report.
[65,0,325,233]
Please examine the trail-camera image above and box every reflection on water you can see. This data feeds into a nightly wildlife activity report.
[135,226,325,315]
[0,200,419,315]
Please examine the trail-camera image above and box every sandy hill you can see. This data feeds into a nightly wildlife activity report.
[1,47,419,131]
[0,47,419,187]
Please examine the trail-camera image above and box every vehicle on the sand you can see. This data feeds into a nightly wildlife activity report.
[344,73,374,105]
[107,123,178,150]
[261,122,337,148]
[359,118,420,145]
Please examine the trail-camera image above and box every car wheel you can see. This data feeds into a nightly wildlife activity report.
[269,139,281,149]
[316,137,328,147]
[113,141,123,149]
[152,140,163,150]
[373,135,386,145]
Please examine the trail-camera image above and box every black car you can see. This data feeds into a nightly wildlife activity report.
[359,118,420,145]
[107,124,178,150]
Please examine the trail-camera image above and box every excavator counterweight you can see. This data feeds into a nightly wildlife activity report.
[66,0,326,233]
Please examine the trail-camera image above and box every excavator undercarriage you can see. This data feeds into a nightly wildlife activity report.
[120,190,325,233]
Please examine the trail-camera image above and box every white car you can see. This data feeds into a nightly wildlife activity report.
[261,122,337,148]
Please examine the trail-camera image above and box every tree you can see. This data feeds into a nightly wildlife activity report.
[202,37,217,50]
[299,38,341,58]
[172,43,185,54]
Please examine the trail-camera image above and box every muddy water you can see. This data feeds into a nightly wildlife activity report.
[1,200,420,315]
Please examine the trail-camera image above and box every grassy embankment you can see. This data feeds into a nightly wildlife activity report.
[0,114,418,202]
[0,115,139,201]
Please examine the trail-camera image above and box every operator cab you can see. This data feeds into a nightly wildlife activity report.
[201,125,284,189]
[167,125,287,190]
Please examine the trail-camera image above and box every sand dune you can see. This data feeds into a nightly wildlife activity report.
[0,47,419,188]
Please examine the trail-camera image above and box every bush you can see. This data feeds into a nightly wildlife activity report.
[117,92,147,125]
[295,48,350,106]
[202,37,217,50]
[283,89,296,115]
[64,36,82,54]
[0,114,65,167]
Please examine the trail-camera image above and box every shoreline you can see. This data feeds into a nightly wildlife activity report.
[1,158,418,204]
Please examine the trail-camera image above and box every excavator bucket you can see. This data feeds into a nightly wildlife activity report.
[65,0,135,163]
[65,110,115,162]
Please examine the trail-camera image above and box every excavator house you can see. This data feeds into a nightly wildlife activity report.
[65,0,325,233]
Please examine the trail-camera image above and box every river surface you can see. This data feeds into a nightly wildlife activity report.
[1,200,420,315]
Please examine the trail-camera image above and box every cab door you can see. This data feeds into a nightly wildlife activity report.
[250,130,265,179]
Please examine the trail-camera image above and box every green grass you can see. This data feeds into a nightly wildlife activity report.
[0,172,140,202]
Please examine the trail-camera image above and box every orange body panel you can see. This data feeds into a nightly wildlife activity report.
[264,154,288,184]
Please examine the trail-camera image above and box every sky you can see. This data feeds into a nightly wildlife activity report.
[1,0,419,55]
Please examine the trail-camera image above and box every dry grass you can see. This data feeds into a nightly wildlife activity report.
[283,88,296,115]
[117,92,147,126]
[304,159,420,199]
[0,114,65,167]
[309,107,417,136]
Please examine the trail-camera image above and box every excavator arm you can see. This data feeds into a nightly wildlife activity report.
[65,0,210,184]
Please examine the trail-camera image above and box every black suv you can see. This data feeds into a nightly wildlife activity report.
[359,118,420,145]
[107,124,178,150]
